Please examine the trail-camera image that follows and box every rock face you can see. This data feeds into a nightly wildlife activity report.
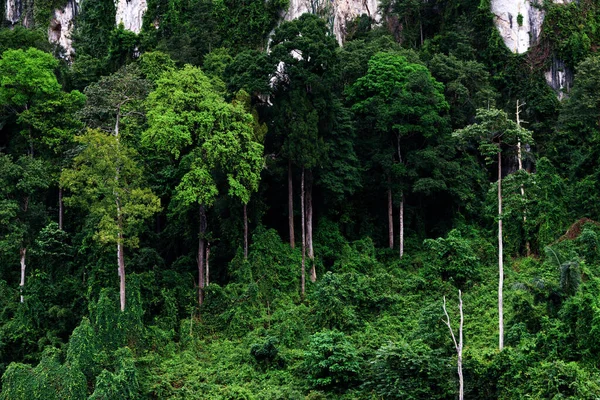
[5,0,21,24]
[545,56,573,100]
[5,0,32,27]
[491,0,544,53]
[283,0,381,44]
[48,0,79,58]
[115,0,147,33]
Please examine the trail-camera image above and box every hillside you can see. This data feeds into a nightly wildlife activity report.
[2,0,600,398]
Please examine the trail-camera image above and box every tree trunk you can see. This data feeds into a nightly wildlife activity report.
[443,290,464,400]
[288,160,295,249]
[115,110,126,311]
[58,187,63,230]
[516,100,530,256]
[388,177,394,249]
[116,193,126,312]
[306,171,316,282]
[244,203,249,259]
[206,241,210,287]
[458,291,464,400]
[198,204,207,306]
[399,193,404,258]
[117,234,126,312]
[301,168,306,298]
[19,247,26,303]
[498,149,504,351]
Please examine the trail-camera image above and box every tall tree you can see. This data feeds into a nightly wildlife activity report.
[0,47,83,297]
[453,107,533,350]
[144,65,261,305]
[61,130,160,311]
[347,51,448,257]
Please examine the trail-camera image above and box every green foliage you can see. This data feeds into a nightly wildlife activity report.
[424,229,488,287]
[366,340,453,399]
[61,129,161,249]
[303,330,360,391]
[1,348,87,400]
[89,347,140,399]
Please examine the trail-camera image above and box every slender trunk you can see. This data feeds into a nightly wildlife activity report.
[516,100,530,256]
[198,205,207,306]
[301,168,306,298]
[388,177,393,250]
[206,242,210,287]
[458,291,464,400]
[498,149,504,351]
[306,171,316,282]
[399,194,404,258]
[116,193,126,311]
[19,247,26,303]
[244,203,249,259]
[114,111,126,311]
[397,136,404,257]
[288,160,295,249]
[58,187,63,230]
[117,233,125,312]
[443,290,464,400]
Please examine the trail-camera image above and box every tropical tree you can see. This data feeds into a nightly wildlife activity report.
[453,107,533,350]
[347,51,448,257]
[61,130,160,312]
[144,65,262,305]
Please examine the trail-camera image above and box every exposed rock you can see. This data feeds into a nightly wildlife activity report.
[5,0,31,27]
[491,0,573,54]
[545,55,573,100]
[48,0,78,59]
[5,0,21,25]
[491,0,544,53]
[115,0,147,33]
[283,0,381,44]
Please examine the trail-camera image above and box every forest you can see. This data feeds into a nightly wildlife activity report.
[2,0,600,397]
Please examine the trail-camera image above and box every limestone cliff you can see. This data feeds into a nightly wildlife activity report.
[282,0,381,44]
[48,0,78,58]
[115,0,147,34]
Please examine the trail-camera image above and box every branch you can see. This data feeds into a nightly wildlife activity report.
[443,295,459,351]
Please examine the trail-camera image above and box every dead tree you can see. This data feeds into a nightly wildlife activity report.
[443,290,464,400]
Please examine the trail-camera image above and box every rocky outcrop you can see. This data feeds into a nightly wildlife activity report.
[5,0,32,27]
[545,56,573,100]
[491,0,544,53]
[5,0,21,24]
[48,0,78,58]
[115,0,147,33]
[283,0,381,44]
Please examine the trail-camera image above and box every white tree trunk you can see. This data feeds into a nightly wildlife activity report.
[443,290,464,400]
[516,100,530,255]
[498,149,504,351]
[388,181,393,249]
[117,234,126,312]
[288,160,295,249]
[301,168,306,297]
[307,171,316,282]
[19,247,26,303]
[399,194,404,258]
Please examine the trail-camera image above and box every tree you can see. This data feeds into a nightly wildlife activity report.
[0,155,50,302]
[144,65,262,305]
[269,14,348,290]
[443,290,464,400]
[0,47,83,298]
[453,108,533,350]
[347,51,448,257]
[61,130,160,311]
